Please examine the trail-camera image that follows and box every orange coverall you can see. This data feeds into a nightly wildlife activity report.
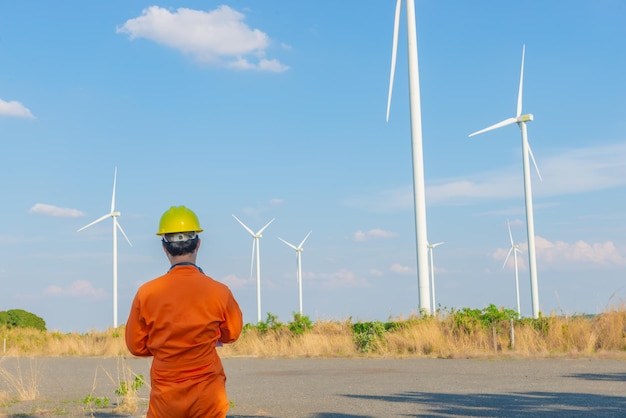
[125,264,243,418]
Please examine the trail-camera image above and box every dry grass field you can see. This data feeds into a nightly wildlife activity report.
[1,304,624,359]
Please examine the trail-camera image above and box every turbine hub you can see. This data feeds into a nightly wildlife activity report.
[517,114,534,123]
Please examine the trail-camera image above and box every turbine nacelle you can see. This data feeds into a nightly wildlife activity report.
[517,114,533,123]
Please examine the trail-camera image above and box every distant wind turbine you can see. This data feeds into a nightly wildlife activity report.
[77,167,132,328]
[386,0,431,314]
[427,242,444,312]
[503,220,522,319]
[469,45,541,318]
[232,215,274,323]
[278,231,312,316]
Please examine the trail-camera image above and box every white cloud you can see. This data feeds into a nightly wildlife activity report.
[534,236,626,266]
[391,263,414,274]
[220,274,254,289]
[429,142,626,205]
[306,269,370,289]
[44,280,107,299]
[493,235,626,268]
[117,5,289,72]
[351,228,397,242]
[0,99,35,119]
[29,203,85,218]
[346,142,626,210]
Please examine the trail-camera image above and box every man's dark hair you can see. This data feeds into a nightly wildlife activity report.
[162,237,199,256]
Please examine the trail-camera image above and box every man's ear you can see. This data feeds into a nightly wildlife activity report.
[195,238,201,253]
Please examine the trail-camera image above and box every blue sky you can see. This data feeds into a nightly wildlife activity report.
[1,1,625,332]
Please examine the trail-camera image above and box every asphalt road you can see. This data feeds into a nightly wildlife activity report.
[1,357,625,417]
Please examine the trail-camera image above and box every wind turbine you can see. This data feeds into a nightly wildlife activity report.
[77,167,132,329]
[278,231,312,316]
[232,215,274,323]
[503,220,522,318]
[427,241,444,313]
[469,44,542,318]
[386,0,431,314]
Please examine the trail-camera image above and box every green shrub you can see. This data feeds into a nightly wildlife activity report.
[352,321,386,353]
[0,309,46,331]
[288,313,313,335]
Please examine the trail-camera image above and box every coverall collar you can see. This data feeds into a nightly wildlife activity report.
[169,262,204,274]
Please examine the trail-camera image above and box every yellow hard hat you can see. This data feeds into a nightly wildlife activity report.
[156,206,203,235]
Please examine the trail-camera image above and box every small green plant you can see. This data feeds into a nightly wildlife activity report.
[82,394,109,408]
[352,321,386,353]
[250,312,284,334]
[115,374,145,396]
[288,313,313,335]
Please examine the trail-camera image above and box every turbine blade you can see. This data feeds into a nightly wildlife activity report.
[299,230,312,248]
[111,167,118,213]
[468,117,517,137]
[278,237,298,251]
[528,143,543,182]
[386,0,402,122]
[257,218,275,235]
[503,247,514,269]
[77,213,110,232]
[517,45,526,118]
[115,218,132,247]
[432,241,444,248]
[249,239,256,280]
[507,220,514,246]
[232,214,256,237]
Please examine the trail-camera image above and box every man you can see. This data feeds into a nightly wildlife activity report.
[125,206,243,417]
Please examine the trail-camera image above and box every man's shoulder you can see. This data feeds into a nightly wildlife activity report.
[202,274,232,291]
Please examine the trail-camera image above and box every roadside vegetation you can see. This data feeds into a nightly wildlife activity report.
[1,304,624,359]
[0,304,623,414]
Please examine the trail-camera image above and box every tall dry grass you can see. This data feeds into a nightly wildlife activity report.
[1,305,624,359]
[0,356,40,401]
[0,327,128,357]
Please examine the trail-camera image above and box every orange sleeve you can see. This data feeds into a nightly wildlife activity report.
[219,290,243,344]
[125,293,152,357]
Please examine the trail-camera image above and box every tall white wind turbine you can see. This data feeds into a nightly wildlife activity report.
[232,215,275,323]
[469,45,542,318]
[386,0,431,314]
[278,231,312,316]
[427,241,444,313]
[77,167,132,328]
[503,220,522,318]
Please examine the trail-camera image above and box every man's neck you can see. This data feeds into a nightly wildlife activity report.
[168,254,197,266]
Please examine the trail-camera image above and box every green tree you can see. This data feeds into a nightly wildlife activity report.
[0,309,47,331]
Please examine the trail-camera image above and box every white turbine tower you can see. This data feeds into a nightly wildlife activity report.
[232,215,274,323]
[469,45,542,318]
[278,231,312,316]
[77,167,132,329]
[427,241,444,313]
[386,0,431,314]
[503,220,522,318]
